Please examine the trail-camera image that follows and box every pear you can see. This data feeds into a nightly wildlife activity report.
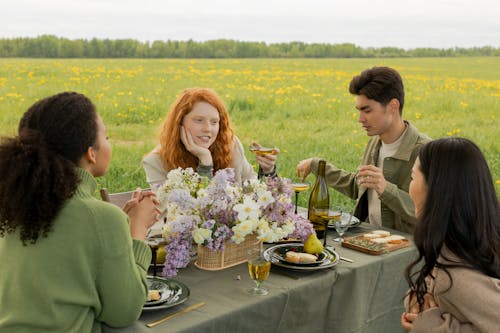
[155,246,166,264]
[303,232,324,254]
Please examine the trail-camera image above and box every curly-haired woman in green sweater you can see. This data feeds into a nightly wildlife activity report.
[0,92,160,332]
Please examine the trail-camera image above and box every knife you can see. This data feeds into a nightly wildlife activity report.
[146,302,205,328]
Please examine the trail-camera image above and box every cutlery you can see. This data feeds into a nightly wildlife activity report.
[339,256,354,263]
[325,245,354,263]
[146,302,205,328]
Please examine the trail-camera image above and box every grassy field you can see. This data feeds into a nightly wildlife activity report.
[0,57,499,205]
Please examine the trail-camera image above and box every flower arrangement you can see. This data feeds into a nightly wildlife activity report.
[156,167,314,277]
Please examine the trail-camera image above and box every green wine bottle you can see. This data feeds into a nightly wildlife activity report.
[307,160,330,239]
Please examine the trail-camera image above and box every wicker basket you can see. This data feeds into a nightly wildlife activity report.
[195,233,262,271]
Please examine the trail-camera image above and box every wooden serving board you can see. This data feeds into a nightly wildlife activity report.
[342,234,411,255]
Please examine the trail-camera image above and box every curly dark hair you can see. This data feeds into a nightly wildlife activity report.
[349,66,405,115]
[405,137,500,308]
[0,92,98,244]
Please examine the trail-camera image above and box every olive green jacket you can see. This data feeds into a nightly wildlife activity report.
[310,122,431,233]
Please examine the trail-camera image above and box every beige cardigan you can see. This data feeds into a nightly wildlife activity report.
[406,249,500,332]
[142,135,256,187]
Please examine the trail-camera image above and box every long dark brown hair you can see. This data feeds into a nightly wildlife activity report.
[0,92,98,244]
[405,137,500,308]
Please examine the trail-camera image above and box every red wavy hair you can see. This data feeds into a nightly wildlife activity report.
[159,88,234,172]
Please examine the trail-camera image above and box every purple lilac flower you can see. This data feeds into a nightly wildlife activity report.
[288,215,314,242]
[162,237,192,277]
[167,189,197,211]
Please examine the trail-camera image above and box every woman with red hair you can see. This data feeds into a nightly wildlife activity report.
[142,88,279,187]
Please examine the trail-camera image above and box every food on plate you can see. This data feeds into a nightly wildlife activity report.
[303,233,324,254]
[372,230,391,237]
[363,233,379,239]
[385,235,406,244]
[371,238,389,244]
[285,251,318,264]
[147,290,161,302]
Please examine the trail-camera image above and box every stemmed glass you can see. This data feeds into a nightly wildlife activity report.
[291,182,310,214]
[246,248,271,296]
[330,206,352,243]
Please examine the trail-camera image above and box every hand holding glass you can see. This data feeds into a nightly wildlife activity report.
[247,248,270,296]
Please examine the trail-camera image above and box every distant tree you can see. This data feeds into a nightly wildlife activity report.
[0,35,498,58]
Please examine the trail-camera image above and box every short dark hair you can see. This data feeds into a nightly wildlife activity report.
[405,137,500,308]
[0,92,98,244]
[349,66,405,114]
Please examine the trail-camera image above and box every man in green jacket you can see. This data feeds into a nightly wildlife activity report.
[297,67,431,233]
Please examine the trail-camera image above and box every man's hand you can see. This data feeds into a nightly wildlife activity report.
[356,165,387,195]
[296,158,313,181]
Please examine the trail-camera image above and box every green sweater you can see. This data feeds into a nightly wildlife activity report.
[0,168,152,333]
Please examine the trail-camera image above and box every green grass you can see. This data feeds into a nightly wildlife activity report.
[1,57,499,205]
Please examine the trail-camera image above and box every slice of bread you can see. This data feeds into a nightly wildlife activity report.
[285,251,318,264]
[372,230,391,237]
[371,238,389,244]
[147,290,161,301]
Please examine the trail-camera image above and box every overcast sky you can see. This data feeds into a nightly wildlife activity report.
[1,0,499,49]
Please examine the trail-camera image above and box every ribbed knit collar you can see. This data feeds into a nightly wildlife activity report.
[75,167,98,198]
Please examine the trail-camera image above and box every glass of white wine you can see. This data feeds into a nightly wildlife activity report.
[247,248,270,296]
[291,182,310,214]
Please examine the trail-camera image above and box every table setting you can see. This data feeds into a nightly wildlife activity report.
[104,166,416,332]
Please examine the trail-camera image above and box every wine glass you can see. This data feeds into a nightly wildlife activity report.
[291,181,310,214]
[248,143,276,156]
[330,206,351,243]
[246,248,270,296]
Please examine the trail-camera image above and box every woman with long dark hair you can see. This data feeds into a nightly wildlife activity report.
[402,137,500,332]
[0,92,159,332]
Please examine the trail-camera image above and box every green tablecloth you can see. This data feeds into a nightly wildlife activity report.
[104,224,415,333]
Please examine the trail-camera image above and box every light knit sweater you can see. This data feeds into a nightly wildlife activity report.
[142,135,256,187]
[0,168,152,333]
[405,249,500,332]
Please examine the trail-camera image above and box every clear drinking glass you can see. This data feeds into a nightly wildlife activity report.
[331,206,351,243]
[246,248,270,296]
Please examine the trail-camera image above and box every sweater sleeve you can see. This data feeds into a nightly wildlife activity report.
[94,204,152,327]
[142,152,167,188]
[411,268,500,333]
[310,158,359,199]
[412,308,479,333]
[233,136,257,182]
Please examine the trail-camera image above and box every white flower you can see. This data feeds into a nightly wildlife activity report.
[233,196,260,220]
[257,190,275,208]
[231,231,246,244]
[233,218,258,237]
[192,228,212,244]
[197,188,207,198]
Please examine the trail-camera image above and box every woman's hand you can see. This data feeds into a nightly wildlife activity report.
[401,312,417,331]
[252,142,279,174]
[180,126,213,166]
[125,188,161,240]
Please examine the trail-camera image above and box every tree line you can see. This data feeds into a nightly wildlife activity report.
[0,35,498,58]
